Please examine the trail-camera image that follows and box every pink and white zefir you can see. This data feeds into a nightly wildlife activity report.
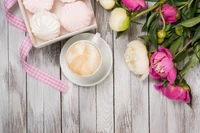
[59,1,94,32]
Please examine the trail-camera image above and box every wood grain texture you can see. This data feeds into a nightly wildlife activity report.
[130,16,149,133]
[27,44,61,133]
[79,1,97,133]
[148,2,170,133]
[8,3,27,133]
[0,1,9,132]
[79,86,96,133]
[114,13,149,133]
[95,3,114,133]
[2,1,200,133]
[114,32,132,133]
[61,40,79,133]
[184,63,200,133]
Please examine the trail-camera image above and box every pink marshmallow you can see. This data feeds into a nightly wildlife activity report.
[23,0,54,14]
[59,1,94,32]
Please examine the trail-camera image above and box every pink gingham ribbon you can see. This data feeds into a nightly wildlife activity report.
[4,0,68,92]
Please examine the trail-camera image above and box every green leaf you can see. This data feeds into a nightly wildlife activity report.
[142,12,151,32]
[196,8,200,13]
[165,31,173,38]
[194,43,200,59]
[139,35,150,46]
[162,34,179,47]
[179,16,200,27]
[173,50,188,63]
[188,0,195,8]
[180,54,199,77]
[114,0,121,6]
[192,25,200,44]
[147,13,158,30]
[187,91,192,108]
[165,24,171,32]
[149,17,159,49]
[183,28,191,38]
[130,12,138,19]
[170,36,184,56]
[116,31,126,39]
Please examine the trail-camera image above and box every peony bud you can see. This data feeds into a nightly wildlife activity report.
[124,40,149,80]
[122,0,146,12]
[158,38,164,44]
[161,4,179,24]
[109,8,130,32]
[175,26,183,36]
[157,29,166,39]
[155,83,190,103]
[98,0,115,10]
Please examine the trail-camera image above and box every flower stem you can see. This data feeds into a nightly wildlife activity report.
[178,2,188,10]
[159,5,166,30]
[133,0,166,19]
[173,39,192,59]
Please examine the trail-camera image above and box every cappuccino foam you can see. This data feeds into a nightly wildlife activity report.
[66,41,101,76]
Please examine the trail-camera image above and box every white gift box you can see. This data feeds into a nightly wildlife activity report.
[18,0,97,48]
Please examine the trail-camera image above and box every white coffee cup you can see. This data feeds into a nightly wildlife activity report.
[66,33,102,77]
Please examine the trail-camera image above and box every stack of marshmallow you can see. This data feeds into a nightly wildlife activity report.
[23,0,94,41]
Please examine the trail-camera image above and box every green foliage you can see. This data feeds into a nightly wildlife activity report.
[192,25,200,44]
[170,36,184,56]
[173,50,188,63]
[112,0,200,104]
[179,16,200,27]
[149,17,159,49]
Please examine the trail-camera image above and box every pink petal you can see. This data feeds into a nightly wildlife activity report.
[162,85,180,100]
[167,67,176,84]
[154,82,165,91]
[177,90,190,103]
[150,67,161,79]
[159,58,174,77]
[122,0,146,11]
[158,46,173,59]
[136,0,147,8]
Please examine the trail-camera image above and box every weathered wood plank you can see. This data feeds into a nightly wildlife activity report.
[114,32,132,133]
[8,3,27,133]
[0,1,9,132]
[27,44,61,133]
[129,16,149,133]
[184,64,200,133]
[114,4,149,132]
[79,1,97,133]
[61,40,79,133]
[79,86,96,133]
[148,2,171,133]
[95,3,114,133]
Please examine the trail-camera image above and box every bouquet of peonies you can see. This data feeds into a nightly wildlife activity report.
[98,0,200,105]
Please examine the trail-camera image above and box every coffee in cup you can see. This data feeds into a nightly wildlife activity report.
[66,40,102,77]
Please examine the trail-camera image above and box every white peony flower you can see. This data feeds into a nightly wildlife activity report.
[97,0,115,10]
[109,8,130,32]
[124,40,149,80]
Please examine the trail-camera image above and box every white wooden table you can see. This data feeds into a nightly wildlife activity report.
[1,1,200,133]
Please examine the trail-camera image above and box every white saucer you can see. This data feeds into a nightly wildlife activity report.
[60,33,113,86]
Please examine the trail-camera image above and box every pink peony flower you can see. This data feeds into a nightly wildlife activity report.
[154,83,190,103]
[122,0,147,12]
[150,46,176,84]
[161,4,179,24]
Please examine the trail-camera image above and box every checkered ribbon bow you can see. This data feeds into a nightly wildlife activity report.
[4,0,68,92]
